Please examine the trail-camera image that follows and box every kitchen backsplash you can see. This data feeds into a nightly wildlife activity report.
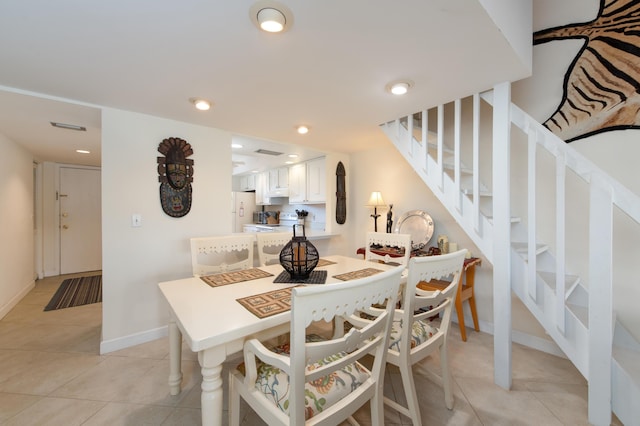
[262,203,326,231]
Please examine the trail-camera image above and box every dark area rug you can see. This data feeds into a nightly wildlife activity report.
[44,275,102,311]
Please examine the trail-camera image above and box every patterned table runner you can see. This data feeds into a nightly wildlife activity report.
[333,268,384,281]
[237,287,297,318]
[200,268,273,287]
[315,258,337,267]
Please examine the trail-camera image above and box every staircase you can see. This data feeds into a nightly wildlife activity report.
[381,82,640,426]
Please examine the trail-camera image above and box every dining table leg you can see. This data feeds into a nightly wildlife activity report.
[168,318,183,395]
[198,346,227,426]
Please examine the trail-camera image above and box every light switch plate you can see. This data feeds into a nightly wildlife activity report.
[132,214,142,227]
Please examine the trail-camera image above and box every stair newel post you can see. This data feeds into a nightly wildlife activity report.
[555,152,567,333]
[454,99,462,213]
[437,104,445,190]
[472,93,481,235]
[588,173,613,426]
[492,81,513,390]
[527,127,538,302]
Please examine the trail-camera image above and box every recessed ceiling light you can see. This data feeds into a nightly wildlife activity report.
[231,143,243,149]
[285,161,294,164]
[51,122,86,131]
[288,154,298,158]
[296,125,309,135]
[76,149,90,154]
[258,8,285,32]
[249,2,293,33]
[385,80,414,95]
[189,98,211,111]
[251,170,259,173]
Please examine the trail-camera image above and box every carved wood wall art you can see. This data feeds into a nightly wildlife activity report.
[335,161,346,224]
[157,137,194,217]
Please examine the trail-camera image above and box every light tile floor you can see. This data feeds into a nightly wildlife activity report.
[0,273,621,425]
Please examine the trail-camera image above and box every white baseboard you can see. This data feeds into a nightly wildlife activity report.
[100,325,168,354]
[454,314,566,358]
[0,280,35,320]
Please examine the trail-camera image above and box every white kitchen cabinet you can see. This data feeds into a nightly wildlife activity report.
[255,172,270,205]
[288,157,326,204]
[268,167,289,197]
[233,175,256,191]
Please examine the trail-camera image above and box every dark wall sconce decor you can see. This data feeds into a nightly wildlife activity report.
[157,137,194,217]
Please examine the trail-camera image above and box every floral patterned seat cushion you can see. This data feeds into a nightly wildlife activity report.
[388,318,438,351]
[241,334,370,420]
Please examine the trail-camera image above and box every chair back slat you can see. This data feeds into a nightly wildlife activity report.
[189,234,256,276]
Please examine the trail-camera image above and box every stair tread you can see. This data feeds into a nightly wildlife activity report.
[537,271,580,294]
[512,242,549,254]
[613,345,640,385]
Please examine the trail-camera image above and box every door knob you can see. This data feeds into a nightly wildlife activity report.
[62,225,69,229]
[62,212,69,217]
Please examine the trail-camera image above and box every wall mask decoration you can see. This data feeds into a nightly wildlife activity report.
[157,137,194,217]
[335,161,346,224]
[533,0,640,142]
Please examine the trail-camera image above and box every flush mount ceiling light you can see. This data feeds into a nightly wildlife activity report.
[250,1,293,33]
[189,98,211,111]
[50,121,86,131]
[296,125,309,134]
[385,80,414,95]
[231,143,243,149]
[76,149,90,154]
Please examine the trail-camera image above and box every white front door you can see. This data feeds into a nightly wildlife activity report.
[60,167,102,274]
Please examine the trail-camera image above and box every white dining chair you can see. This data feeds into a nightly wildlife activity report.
[189,234,256,276]
[383,249,467,424]
[256,231,292,267]
[365,231,412,267]
[229,265,404,426]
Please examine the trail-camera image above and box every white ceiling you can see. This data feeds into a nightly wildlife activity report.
[0,0,529,170]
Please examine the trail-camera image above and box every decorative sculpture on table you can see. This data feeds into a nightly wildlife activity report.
[386,204,393,233]
[157,137,194,217]
[279,225,319,279]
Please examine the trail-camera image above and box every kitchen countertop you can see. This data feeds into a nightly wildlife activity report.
[243,223,335,240]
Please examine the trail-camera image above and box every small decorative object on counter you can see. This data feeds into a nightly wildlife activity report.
[279,224,319,279]
[295,209,308,225]
[437,234,449,254]
[386,204,393,233]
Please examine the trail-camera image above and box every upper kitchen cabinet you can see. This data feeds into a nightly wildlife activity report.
[268,167,289,197]
[233,174,255,192]
[255,171,270,205]
[288,157,326,204]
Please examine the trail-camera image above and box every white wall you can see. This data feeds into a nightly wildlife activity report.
[100,108,233,353]
[0,132,35,319]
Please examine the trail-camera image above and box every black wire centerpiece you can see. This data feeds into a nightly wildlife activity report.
[279,225,319,280]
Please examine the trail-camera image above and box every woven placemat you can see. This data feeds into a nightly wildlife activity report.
[315,258,337,267]
[200,268,273,287]
[237,287,297,319]
[333,267,384,281]
[273,270,327,284]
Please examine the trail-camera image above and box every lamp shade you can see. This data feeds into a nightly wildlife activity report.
[366,191,386,207]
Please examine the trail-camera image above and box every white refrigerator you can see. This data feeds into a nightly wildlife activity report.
[231,192,256,233]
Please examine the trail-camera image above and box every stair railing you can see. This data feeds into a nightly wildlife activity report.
[383,82,640,426]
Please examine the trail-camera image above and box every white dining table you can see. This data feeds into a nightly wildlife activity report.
[158,254,401,426]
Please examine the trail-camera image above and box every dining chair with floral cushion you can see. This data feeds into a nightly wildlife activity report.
[228,265,404,426]
[189,234,256,277]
